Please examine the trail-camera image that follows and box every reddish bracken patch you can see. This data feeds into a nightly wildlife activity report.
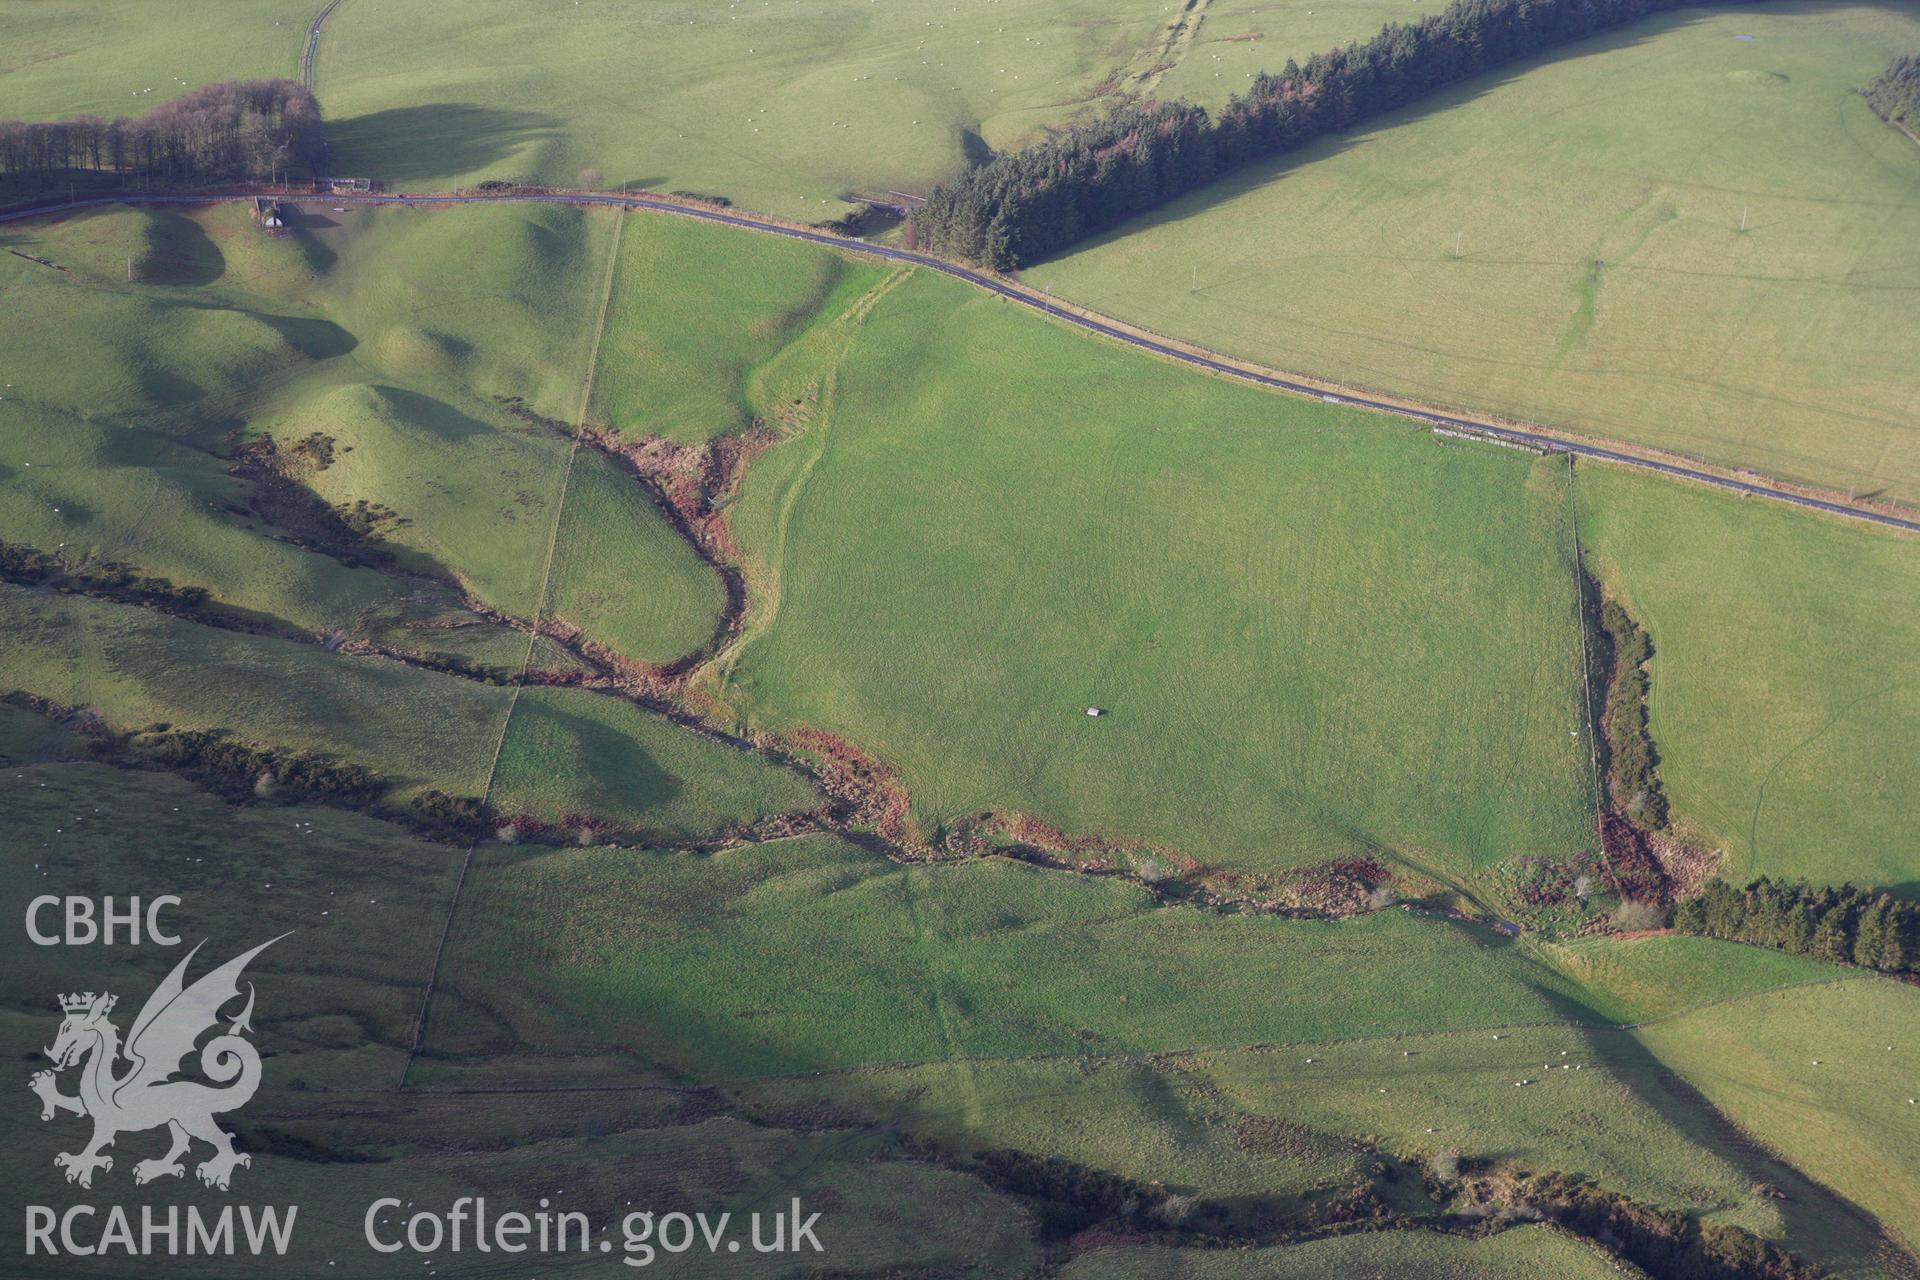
[1206,858,1392,916]
[1645,829,1723,900]
[981,812,1112,858]
[1506,848,1609,907]
[580,423,778,570]
[779,727,910,838]
[1599,812,1671,902]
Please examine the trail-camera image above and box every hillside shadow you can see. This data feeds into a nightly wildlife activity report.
[250,312,358,360]
[368,385,500,445]
[158,297,357,360]
[137,208,224,286]
[1524,979,1904,1276]
[272,204,341,273]
[530,702,681,818]
[327,104,562,183]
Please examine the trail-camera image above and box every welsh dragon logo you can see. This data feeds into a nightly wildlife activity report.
[29,936,285,1191]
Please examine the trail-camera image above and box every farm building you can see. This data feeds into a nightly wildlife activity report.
[252,197,285,228]
[316,176,374,194]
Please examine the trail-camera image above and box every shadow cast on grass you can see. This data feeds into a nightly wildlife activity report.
[326,103,563,184]
[1524,978,1905,1275]
[137,207,224,286]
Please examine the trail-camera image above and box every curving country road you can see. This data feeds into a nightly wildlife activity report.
[300,0,343,91]
[6,187,1918,537]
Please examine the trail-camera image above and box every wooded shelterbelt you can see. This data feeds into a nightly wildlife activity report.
[0,79,323,186]
[1595,597,1669,831]
[909,0,1741,267]
[1866,53,1920,132]
[1675,877,1920,975]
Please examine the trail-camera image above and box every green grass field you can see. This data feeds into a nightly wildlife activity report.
[0,206,417,632]
[1577,462,1920,887]
[0,0,313,124]
[0,584,808,834]
[1533,932,1839,1023]
[0,581,509,797]
[1638,979,1920,1260]
[0,706,461,1094]
[722,266,1595,881]
[195,786,1885,1278]
[1029,1,1920,504]
[735,987,1899,1274]
[543,446,725,662]
[418,834,1605,1085]
[0,729,1858,1274]
[0,202,630,628]
[488,686,816,836]
[588,215,891,442]
[411,822,1899,1273]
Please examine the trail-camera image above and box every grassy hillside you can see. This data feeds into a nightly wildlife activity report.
[0,708,462,1095]
[308,0,1429,221]
[2,0,1439,224]
[420,831,1823,1253]
[1577,462,1920,887]
[0,585,807,834]
[385,817,1894,1273]
[1638,979,1920,1260]
[1029,2,1920,504]
[1,193,1906,1277]
[0,581,509,797]
[294,202,615,424]
[1534,932,1841,1023]
[0,202,851,684]
[747,999,1899,1247]
[1060,1229,1622,1279]
[588,215,890,442]
[0,0,312,123]
[419,835,1598,1085]
[11,736,1858,1266]
[543,445,724,662]
[0,725,1039,1278]
[488,686,816,836]
[722,267,1595,880]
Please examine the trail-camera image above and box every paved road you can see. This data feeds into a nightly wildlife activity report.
[6,187,1917,537]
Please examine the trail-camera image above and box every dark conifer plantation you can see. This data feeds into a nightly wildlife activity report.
[1675,878,1920,974]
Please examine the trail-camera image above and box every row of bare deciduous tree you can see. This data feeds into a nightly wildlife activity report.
[0,79,324,187]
